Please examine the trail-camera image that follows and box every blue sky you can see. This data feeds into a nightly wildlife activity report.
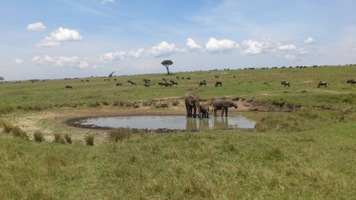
[1,0,356,80]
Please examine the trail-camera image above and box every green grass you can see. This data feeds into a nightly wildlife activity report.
[0,65,356,199]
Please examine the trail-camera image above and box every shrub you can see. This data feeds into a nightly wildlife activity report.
[34,131,44,142]
[64,134,72,144]
[85,135,94,146]
[172,100,179,106]
[54,133,66,144]
[3,121,14,133]
[108,128,131,142]
[11,126,29,140]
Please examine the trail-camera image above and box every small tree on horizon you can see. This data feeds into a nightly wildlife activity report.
[0,76,4,82]
[161,60,173,75]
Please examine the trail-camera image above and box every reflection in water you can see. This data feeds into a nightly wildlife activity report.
[77,115,256,130]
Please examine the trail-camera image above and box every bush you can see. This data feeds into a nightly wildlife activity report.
[85,135,94,146]
[2,121,14,133]
[108,128,131,142]
[34,131,44,142]
[64,134,72,144]
[11,126,29,140]
[54,133,66,144]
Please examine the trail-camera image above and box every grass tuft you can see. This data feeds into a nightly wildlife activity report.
[85,135,94,146]
[11,126,29,140]
[108,128,131,142]
[33,131,44,142]
[54,133,66,144]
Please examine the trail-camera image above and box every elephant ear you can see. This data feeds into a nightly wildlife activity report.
[223,101,230,108]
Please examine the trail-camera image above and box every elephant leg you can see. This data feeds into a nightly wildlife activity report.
[186,104,190,117]
[225,108,228,117]
[193,106,197,118]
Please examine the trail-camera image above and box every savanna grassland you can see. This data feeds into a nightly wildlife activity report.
[0,65,355,199]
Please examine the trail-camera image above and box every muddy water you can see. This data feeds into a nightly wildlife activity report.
[76,115,256,130]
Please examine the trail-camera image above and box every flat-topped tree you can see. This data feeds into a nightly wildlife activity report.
[161,60,173,75]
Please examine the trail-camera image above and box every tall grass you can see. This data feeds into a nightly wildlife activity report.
[0,65,355,199]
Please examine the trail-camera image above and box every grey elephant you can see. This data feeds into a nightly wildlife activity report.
[213,99,238,116]
[184,92,201,118]
[200,102,210,118]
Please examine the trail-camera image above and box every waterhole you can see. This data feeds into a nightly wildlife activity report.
[74,115,256,131]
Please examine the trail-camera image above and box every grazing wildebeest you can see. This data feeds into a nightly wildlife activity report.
[281,81,290,87]
[116,83,122,86]
[158,82,171,87]
[213,99,238,117]
[127,80,136,85]
[215,81,222,87]
[199,81,206,86]
[215,75,219,78]
[143,79,150,83]
[347,79,356,86]
[187,77,191,80]
[65,85,73,89]
[317,81,327,88]
[170,80,178,85]
[144,83,150,87]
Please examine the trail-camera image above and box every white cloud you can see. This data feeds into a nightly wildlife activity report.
[277,44,297,51]
[284,54,297,61]
[36,37,61,47]
[148,41,184,57]
[101,0,115,3]
[32,55,89,68]
[186,38,202,50]
[36,27,82,48]
[241,39,264,55]
[205,38,239,53]
[50,27,82,41]
[27,22,46,31]
[305,37,315,44]
[100,48,145,62]
[14,59,24,65]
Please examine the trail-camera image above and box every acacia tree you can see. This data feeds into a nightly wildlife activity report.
[0,76,4,82]
[161,60,173,75]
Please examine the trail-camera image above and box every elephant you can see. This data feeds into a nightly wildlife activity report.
[213,99,238,116]
[199,102,210,118]
[184,92,201,118]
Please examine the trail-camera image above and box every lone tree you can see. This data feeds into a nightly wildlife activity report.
[161,60,173,75]
[0,76,4,82]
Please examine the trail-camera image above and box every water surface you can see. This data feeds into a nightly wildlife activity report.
[76,115,256,130]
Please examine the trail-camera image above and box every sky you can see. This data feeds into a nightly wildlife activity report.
[1,0,356,81]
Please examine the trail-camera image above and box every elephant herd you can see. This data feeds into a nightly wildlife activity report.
[184,92,238,119]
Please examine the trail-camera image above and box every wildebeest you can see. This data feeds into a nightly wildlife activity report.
[127,80,136,85]
[317,81,327,88]
[65,85,73,89]
[215,81,222,87]
[158,82,171,87]
[170,80,178,85]
[215,75,219,78]
[116,82,122,86]
[199,81,206,86]
[281,81,290,87]
[347,79,356,86]
[144,83,150,87]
